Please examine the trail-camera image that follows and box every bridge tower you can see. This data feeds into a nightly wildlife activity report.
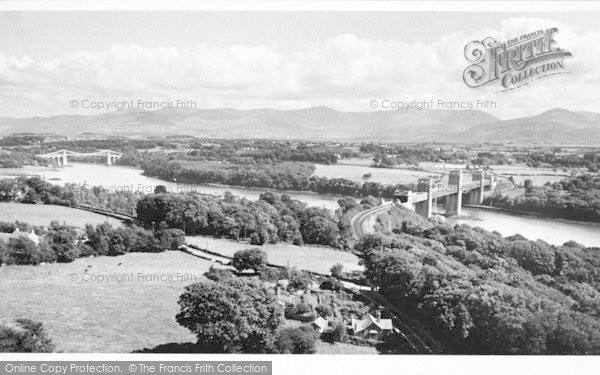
[467,170,485,205]
[415,178,433,218]
[445,170,463,216]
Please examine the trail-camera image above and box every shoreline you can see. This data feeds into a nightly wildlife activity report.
[463,204,600,228]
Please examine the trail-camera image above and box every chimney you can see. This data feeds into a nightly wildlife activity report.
[376,310,381,323]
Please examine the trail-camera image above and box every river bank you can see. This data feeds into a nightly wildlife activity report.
[446,207,600,247]
[463,204,600,227]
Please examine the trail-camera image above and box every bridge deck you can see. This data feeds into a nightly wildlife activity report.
[395,181,492,203]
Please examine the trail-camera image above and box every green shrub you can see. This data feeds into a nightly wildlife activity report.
[275,325,318,354]
[0,319,55,352]
[204,266,235,282]
[232,248,268,273]
[320,277,343,292]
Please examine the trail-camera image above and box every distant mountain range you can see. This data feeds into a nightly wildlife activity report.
[0,107,599,144]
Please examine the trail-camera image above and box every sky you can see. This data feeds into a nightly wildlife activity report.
[0,11,599,119]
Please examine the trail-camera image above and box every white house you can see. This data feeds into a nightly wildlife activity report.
[311,317,331,333]
[0,228,41,245]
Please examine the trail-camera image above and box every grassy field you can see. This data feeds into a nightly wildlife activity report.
[489,164,573,185]
[0,251,211,352]
[315,341,378,354]
[313,162,436,185]
[0,202,122,227]
[186,236,362,275]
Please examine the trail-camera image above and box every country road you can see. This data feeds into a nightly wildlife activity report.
[350,201,394,238]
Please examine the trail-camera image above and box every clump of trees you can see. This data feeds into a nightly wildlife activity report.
[176,278,284,353]
[330,263,344,278]
[514,151,600,172]
[0,319,55,352]
[484,175,600,222]
[0,220,185,266]
[136,192,345,248]
[0,176,141,215]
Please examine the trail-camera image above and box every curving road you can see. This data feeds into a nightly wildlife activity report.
[350,202,394,238]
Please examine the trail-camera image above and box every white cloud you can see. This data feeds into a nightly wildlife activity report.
[0,16,598,118]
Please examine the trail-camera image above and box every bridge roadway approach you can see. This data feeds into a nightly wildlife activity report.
[394,170,496,218]
[37,149,123,166]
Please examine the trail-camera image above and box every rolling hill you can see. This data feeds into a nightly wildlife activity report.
[0,107,598,144]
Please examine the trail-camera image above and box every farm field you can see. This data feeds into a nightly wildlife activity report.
[313,162,437,185]
[0,202,122,227]
[186,236,362,275]
[488,164,573,185]
[336,158,373,167]
[0,251,209,352]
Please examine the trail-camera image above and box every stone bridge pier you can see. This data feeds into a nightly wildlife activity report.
[445,170,463,216]
[414,178,433,218]
[105,152,122,166]
[50,150,69,166]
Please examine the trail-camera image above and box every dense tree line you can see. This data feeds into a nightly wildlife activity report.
[0,136,354,169]
[0,151,44,168]
[471,152,511,166]
[357,215,600,354]
[187,140,347,165]
[0,220,185,266]
[137,191,382,249]
[514,151,600,172]
[136,191,347,248]
[0,176,140,215]
[142,157,317,191]
[484,175,600,222]
[0,134,46,147]
[142,155,411,198]
[360,144,468,166]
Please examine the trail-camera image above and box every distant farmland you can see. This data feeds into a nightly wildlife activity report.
[0,202,122,227]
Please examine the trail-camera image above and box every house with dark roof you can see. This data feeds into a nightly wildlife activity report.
[350,313,394,339]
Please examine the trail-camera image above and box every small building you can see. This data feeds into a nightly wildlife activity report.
[351,313,393,339]
[311,317,331,333]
